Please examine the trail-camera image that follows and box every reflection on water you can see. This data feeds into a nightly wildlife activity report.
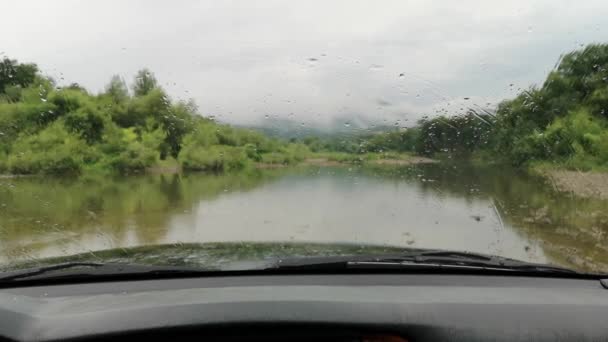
[1,164,607,272]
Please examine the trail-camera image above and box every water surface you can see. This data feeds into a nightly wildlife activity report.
[1,164,607,272]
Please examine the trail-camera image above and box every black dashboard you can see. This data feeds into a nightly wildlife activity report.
[0,274,607,341]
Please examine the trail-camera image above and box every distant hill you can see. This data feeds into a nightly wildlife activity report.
[233,115,399,139]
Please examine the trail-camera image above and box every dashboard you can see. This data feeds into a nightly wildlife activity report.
[0,274,607,341]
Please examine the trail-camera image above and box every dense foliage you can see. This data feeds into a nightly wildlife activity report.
[338,44,608,170]
[299,128,420,155]
[3,43,608,174]
[0,58,308,175]
[491,44,608,169]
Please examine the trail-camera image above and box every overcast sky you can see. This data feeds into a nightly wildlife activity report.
[2,0,608,127]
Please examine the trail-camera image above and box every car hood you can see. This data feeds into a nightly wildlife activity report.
[4,242,413,272]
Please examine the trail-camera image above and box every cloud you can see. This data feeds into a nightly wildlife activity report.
[2,0,608,126]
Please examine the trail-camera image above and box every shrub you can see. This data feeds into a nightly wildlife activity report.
[179,145,248,172]
[7,121,90,175]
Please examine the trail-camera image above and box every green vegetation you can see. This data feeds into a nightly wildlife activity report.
[416,44,608,170]
[309,44,608,171]
[3,43,608,175]
[311,151,412,164]
[301,129,418,154]
[0,57,309,175]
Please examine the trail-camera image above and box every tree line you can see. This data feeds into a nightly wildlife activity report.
[303,43,608,170]
[0,59,308,175]
[3,43,607,175]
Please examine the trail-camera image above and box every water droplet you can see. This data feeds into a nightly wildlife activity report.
[463,97,470,100]
[527,25,533,33]
[264,114,269,119]
[398,73,405,78]
[344,122,350,128]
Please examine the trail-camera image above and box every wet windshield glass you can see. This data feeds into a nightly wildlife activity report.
[1,1,607,273]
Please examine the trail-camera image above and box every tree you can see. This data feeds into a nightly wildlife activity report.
[105,75,129,103]
[64,107,106,144]
[414,111,495,157]
[132,68,158,96]
[0,57,38,94]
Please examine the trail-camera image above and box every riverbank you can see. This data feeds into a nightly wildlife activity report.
[541,169,608,200]
[255,152,436,169]
[469,154,608,200]
[0,152,433,176]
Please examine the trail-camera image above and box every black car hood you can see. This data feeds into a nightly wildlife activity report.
[3,242,415,272]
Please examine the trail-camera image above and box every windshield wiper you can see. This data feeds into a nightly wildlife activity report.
[271,250,590,276]
[0,262,208,284]
[0,250,601,286]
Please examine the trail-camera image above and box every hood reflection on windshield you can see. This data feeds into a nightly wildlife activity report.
[5,242,408,272]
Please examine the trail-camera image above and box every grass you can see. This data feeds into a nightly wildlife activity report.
[529,159,608,175]
[308,151,413,164]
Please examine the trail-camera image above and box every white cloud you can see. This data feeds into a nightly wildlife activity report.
[1,0,607,126]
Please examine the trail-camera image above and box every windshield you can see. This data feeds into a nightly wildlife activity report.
[1,1,607,274]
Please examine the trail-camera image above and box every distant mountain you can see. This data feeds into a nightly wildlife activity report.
[233,115,398,139]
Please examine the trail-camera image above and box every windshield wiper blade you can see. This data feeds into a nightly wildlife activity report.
[0,262,106,282]
[0,262,205,283]
[272,251,587,276]
[345,260,579,274]
[0,250,596,285]
[272,250,499,269]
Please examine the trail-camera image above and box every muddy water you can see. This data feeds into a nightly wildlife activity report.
[1,163,607,272]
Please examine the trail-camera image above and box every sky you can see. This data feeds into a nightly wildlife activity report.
[2,0,608,128]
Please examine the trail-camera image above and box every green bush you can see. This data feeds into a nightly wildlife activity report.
[244,143,262,162]
[0,152,7,173]
[97,124,159,174]
[260,144,310,165]
[179,145,248,172]
[64,106,106,144]
[104,142,158,174]
[47,89,89,116]
[0,56,323,176]
[7,122,91,175]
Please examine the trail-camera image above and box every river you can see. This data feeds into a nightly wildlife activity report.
[1,163,607,272]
